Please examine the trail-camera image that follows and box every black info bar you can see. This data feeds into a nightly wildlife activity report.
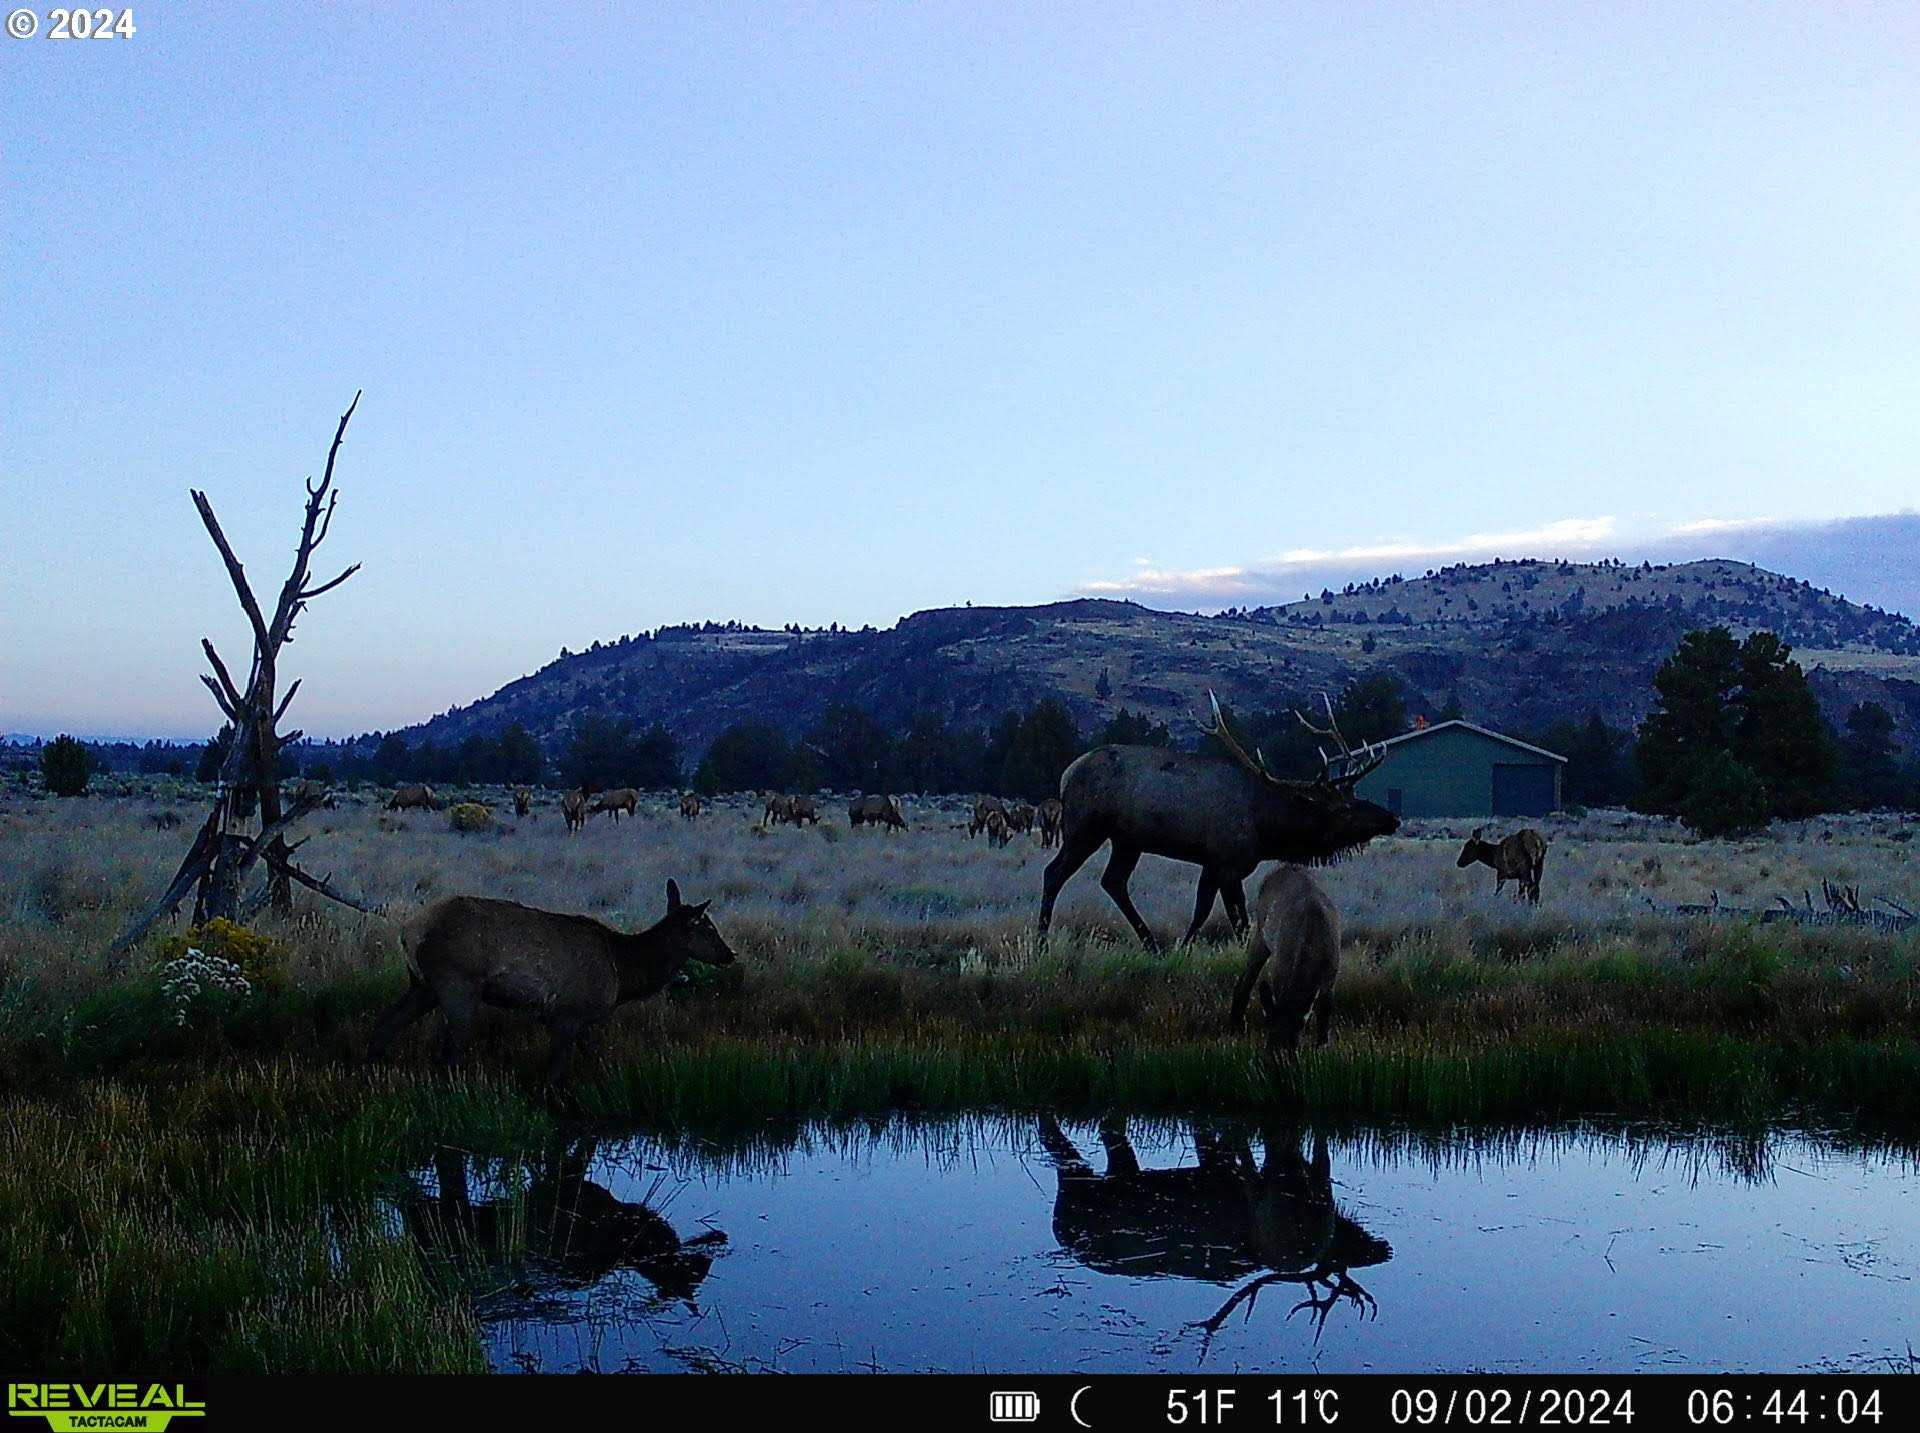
[13,1375,1899,1430]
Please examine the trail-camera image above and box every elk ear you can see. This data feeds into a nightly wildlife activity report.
[666,879,683,911]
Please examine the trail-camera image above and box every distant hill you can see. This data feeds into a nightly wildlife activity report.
[379,558,1920,759]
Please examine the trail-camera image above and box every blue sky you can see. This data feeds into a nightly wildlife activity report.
[5,3,1918,737]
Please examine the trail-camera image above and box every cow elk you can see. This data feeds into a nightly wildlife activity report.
[402,1140,727,1307]
[513,787,533,818]
[969,796,1007,839]
[679,792,702,821]
[1006,802,1036,837]
[387,783,438,812]
[1232,865,1340,1049]
[1457,827,1547,904]
[368,879,736,1098]
[561,788,588,833]
[849,793,907,832]
[1037,692,1398,951]
[1038,797,1064,848]
[986,809,1012,848]
[589,787,639,821]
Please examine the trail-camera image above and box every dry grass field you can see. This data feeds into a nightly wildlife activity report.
[4,779,1919,1371]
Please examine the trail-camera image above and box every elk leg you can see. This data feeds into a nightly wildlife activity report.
[435,986,477,1069]
[1037,830,1103,940]
[1220,876,1249,936]
[1098,844,1158,951]
[545,1017,585,1091]
[368,979,437,1061]
[1313,988,1336,1047]
[1229,933,1271,1028]
[1035,1115,1088,1173]
[1179,870,1220,946]
[1096,1115,1139,1176]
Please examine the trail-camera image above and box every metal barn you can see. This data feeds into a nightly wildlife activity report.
[1348,720,1565,820]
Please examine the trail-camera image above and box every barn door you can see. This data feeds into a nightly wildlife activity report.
[1491,763,1555,817]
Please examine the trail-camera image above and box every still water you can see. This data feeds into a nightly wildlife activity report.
[395,1117,1918,1374]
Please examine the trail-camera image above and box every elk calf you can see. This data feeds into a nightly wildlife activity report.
[1231,865,1341,1055]
[1457,827,1547,904]
[368,880,736,1096]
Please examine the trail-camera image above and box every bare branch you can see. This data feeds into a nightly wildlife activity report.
[199,675,238,722]
[191,490,271,650]
[268,855,382,915]
[298,563,360,601]
[273,679,302,724]
[201,638,245,711]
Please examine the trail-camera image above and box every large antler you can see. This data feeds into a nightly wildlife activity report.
[1198,690,1279,784]
[1295,693,1387,787]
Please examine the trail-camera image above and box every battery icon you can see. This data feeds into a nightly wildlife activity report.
[990,1392,1041,1422]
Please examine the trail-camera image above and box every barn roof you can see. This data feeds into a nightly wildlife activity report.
[1353,719,1567,764]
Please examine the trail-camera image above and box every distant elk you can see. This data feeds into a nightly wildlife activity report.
[1006,802,1036,838]
[589,787,639,822]
[1457,827,1547,904]
[368,880,736,1098]
[1037,693,1398,952]
[1233,865,1341,1048]
[513,787,533,818]
[969,796,1007,839]
[387,784,439,812]
[287,779,336,810]
[1037,797,1064,848]
[849,794,907,832]
[764,793,819,828]
[679,792,702,821]
[1038,1116,1390,1350]
[986,809,1012,848]
[561,788,588,833]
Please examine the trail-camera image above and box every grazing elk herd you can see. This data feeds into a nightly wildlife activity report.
[355,690,1550,1094]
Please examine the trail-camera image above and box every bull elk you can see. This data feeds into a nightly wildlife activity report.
[589,787,639,821]
[1232,865,1340,1045]
[1037,797,1064,848]
[367,879,736,1096]
[1037,692,1398,951]
[679,792,702,821]
[513,787,533,818]
[561,788,587,833]
[849,794,906,832]
[387,783,438,812]
[1457,827,1547,904]
[1038,1116,1390,1352]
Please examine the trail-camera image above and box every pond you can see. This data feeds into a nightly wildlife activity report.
[394,1116,1919,1374]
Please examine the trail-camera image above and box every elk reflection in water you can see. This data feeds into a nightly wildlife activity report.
[1038,1116,1391,1351]
[400,1138,727,1310]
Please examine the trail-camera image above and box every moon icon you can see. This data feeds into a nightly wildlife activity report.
[1071,1385,1093,1428]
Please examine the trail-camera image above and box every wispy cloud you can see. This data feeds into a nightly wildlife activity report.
[1078,510,1920,616]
